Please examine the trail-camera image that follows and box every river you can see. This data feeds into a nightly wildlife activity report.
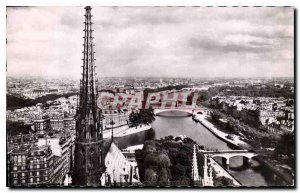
[115,111,283,186]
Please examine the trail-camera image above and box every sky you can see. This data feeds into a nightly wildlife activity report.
[6,6,294,78]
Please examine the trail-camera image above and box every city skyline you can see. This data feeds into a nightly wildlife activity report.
[7,6,294,79]
[6,6,295,187]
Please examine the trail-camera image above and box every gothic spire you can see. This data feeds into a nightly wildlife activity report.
[192,144,201,184]
[77,6,100,140]
[73,6,104,186]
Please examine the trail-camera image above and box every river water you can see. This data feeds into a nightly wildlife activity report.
[116,111,282,186]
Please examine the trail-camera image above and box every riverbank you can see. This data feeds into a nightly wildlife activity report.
[103,124,152,138]
[193,114,250,149]
[193,113,293,186]
[209,157,242,186]
[115,125,152,137]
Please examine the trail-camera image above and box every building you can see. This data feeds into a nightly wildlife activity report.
[50,117,64,131]
[7,144,54,186]
[7,132,75,187]
[8,134,38,146]
[101,143,139,185]
[240,106,260,126]
[34,115,51,132]
[63,117,76,131]
[104,112,129,129]
[37,134,74,185]
[209,95,294,134]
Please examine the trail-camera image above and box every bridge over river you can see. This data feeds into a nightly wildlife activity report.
[199,149,258,166]
[153,106,208,116]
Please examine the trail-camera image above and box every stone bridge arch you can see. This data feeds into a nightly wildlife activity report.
[210,153,258,167]
[228,153,257,167]
[153,108,203,116]
[211,155,230,166]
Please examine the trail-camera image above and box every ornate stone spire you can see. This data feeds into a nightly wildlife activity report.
[202,154,214,187]
[73,6,104,186]
[192,144,201,185]
[77,5,100,140]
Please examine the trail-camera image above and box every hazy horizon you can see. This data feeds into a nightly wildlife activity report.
[6,74,294,80]
[7,7,294,79]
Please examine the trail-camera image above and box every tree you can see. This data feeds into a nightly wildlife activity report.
[197,90,211,104]
[137,137,197,186]
[144,169,158,185]
[214,176,234,187]
[145,128,155,140]
[7,93,78,110]
[172,163,186,180]
[274,132,295,159]
[129,108,155,127]
[183,137,195,144]
[140,108,155,125]
[186,93,194,105]
[7,120,32,136]
[144,153,158,167]
[143,141,157,154]
[176,151,191,166]
[155,153,171,169]
[260,135,277,148]
[207,87,220,97]
[129,111,139,128]
[143,153,171,185]
[157,168,169,185]
[211,110,221,121]
[165,135,174,140]
[135,150,146,181]
[225,121,235,132]
[172,176,191,186]
[174,137,182,141]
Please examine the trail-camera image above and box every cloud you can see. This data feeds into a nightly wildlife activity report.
[6,6,294,78]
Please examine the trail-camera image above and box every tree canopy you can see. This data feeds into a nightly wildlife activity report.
[129,108,155,127]
[7,120,32,136]
[7,93,78,110]
[135,136,198,186]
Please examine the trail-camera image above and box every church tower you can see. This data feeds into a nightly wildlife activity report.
[73,6,104,186]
